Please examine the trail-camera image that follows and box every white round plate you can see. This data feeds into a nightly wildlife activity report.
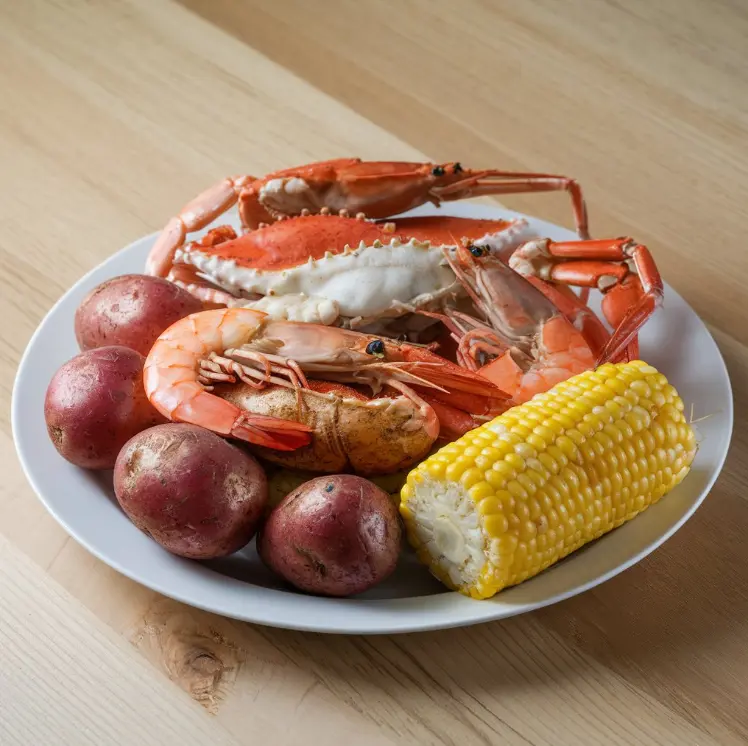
[12,202,733,634]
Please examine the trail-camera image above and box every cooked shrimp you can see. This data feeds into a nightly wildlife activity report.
[143,308,313,450]
[450,313,595,403]
[435,246,600,404]
[145,307,508,451]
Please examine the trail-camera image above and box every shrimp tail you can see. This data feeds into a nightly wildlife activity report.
[232,412,313,451]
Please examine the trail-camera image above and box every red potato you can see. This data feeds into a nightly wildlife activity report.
[45,346,165,469]
[113,423,268,559]
[74,274,203,356]
[258,475,401,596]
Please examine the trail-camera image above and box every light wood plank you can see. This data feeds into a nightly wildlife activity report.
[0,534,240,746]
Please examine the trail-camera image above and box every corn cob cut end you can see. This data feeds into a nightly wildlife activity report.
[399,361,698,600]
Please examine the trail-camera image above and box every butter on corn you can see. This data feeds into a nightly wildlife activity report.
[399,361,697,599]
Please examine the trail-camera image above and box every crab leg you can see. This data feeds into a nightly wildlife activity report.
[434,171,590,241]
[597,245,662,364]
[509,237,662,364]
[147,175,254,276]
[166,264,240,307]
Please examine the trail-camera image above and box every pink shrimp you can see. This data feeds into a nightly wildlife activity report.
[144,307,509,457]
[431,245,604,404]
[143,308,313,450]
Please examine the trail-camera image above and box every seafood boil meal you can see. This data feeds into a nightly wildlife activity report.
[43,158,696,600]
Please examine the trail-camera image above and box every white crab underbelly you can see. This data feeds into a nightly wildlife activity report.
[178,242,458,319]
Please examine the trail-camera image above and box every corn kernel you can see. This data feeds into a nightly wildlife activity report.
[581,441,600,465]
[546,445,569,468]
[551,412,576,429]
[494,489,514,509]
[642,429,657,453]
[478,495,501,515]
[533,424,556,443]
[514,442,537,460]
[577,419,597,439]
[526,433,548,452]
[563,400,587,418]
[680,422,694,444]
[566,428,585,445]
[551,474,571,499]
[445,460,468,481]
[647,453,659,475]
[528,497,542,521]
[611,470,624,492]
[556,435,579,460]
[518,472,541,496]
[652,391,666,408]
[480,445,504,461]
[674,466,690,483]
[426,460,446,479]
[461,467,484,490]
[504,453,526,473]
[603,422,624,444]
[469,481,495,502]
[496,432,521,448]
[538,452,560,475]
[497,534,518,557]
[507,480,529,501]
[660,403,680,422]
[561,467,580,492]
[484,514,509,537]
[630,380,651,398]
[486,468,508,488]
[511,424,532,439]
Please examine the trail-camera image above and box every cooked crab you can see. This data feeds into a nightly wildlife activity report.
[151,213,538,336]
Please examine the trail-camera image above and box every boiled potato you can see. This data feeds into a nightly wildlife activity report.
[44,345,165,469]
[113,423,268,559]
[74,274,202,356]
[258,475,401,596]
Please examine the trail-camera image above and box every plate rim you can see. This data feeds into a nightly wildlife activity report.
[11,204,734,634]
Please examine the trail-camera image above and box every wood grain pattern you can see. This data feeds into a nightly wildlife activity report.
[1,0,746,744]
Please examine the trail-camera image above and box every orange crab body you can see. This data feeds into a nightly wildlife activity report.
[166,214,538,333]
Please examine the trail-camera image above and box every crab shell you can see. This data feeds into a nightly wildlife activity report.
[215,381,436,475]
[174,214,538,329]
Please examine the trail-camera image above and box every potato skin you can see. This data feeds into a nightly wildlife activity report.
[258,475,401,596]
[44,345,165,469]
[113,423,268,559]
[74,274,203,356]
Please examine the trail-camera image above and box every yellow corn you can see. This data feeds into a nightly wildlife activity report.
[399,361,697,599]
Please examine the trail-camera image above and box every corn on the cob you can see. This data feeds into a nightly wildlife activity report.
[399,361,697,599]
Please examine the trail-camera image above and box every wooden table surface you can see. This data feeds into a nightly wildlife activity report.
[2,1,747,744]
